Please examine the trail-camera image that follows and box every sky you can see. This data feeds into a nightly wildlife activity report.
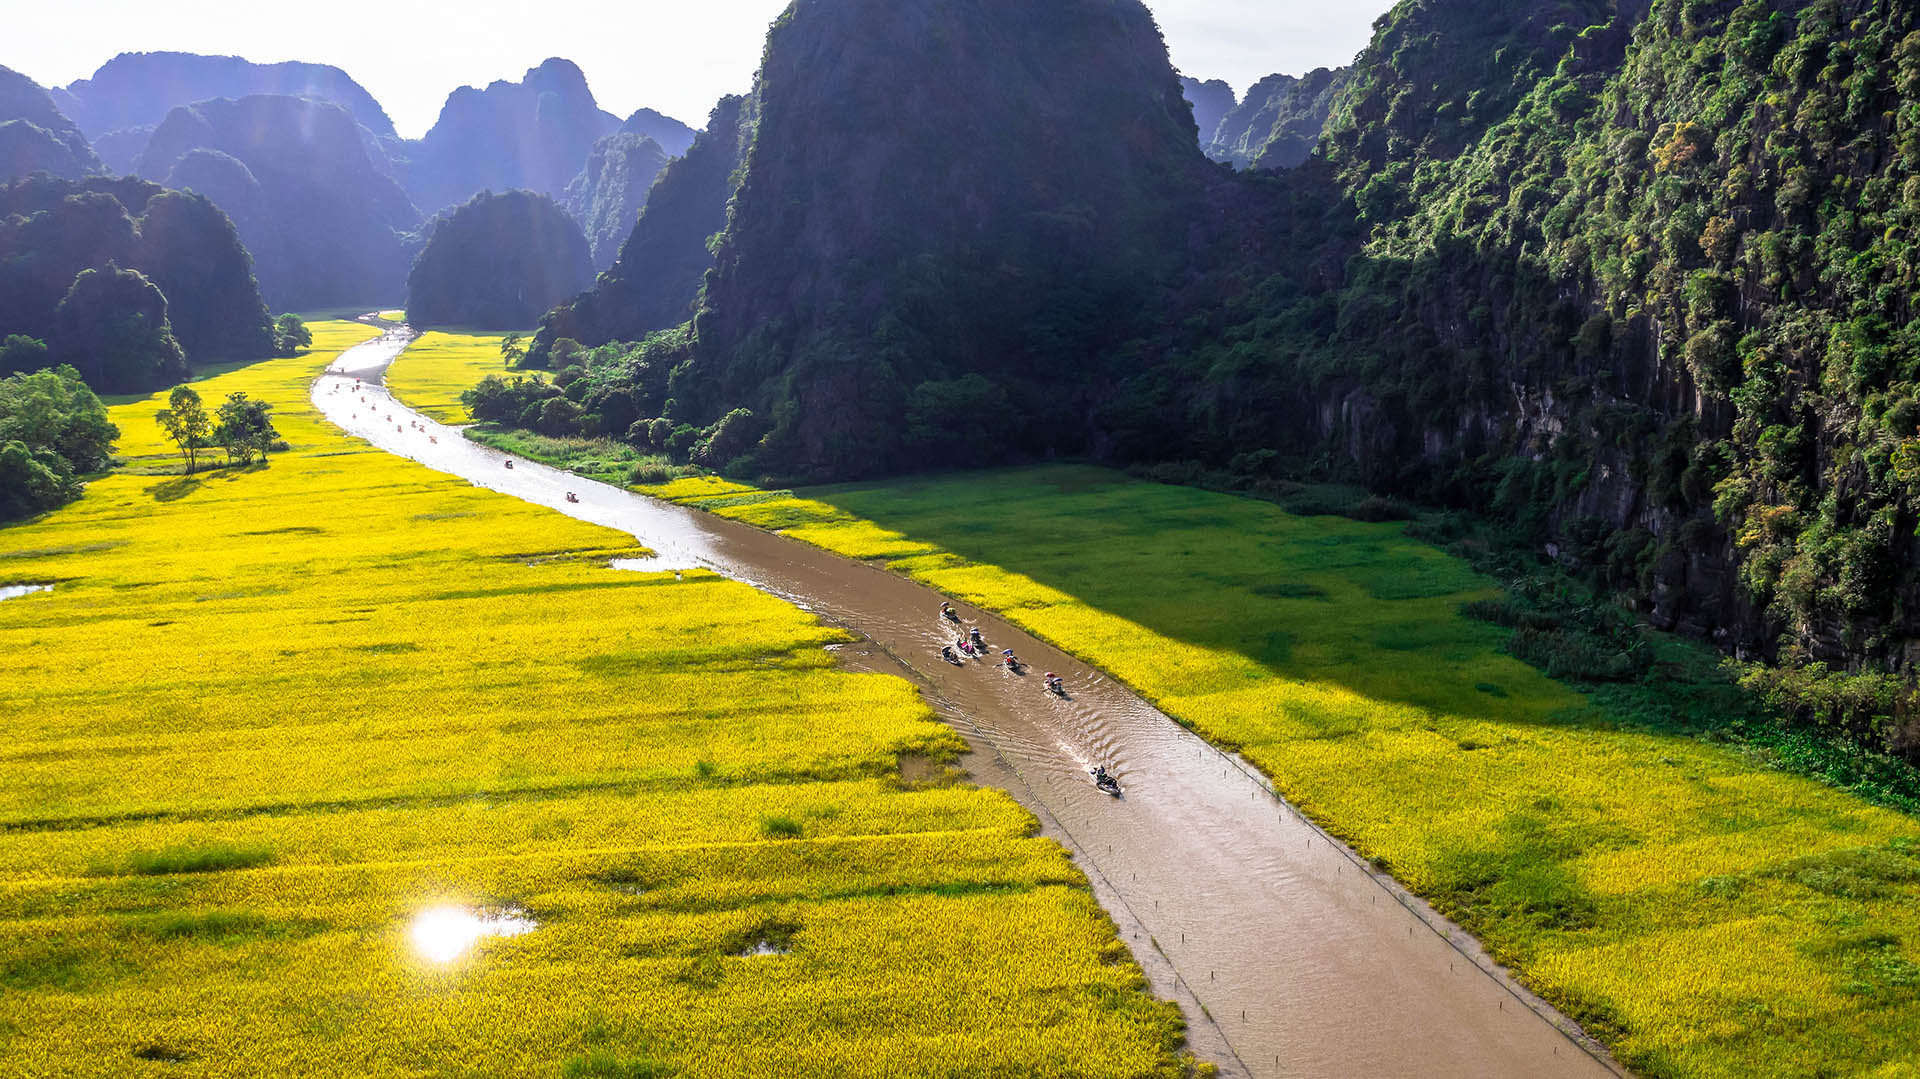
[4,0,1391,139]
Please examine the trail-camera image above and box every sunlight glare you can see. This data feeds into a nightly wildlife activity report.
[408,906,536,963]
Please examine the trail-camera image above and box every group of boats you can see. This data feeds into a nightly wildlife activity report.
[937,602,1123,798]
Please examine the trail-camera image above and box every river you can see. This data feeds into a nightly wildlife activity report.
[314,325,1623,1079]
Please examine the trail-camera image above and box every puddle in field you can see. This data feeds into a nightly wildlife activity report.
[408,906,537,963]
[0,584,53,602]
[738,925,798,957]
[610,557,699,574]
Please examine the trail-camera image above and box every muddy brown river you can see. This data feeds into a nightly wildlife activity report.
[315,327,1624,1079]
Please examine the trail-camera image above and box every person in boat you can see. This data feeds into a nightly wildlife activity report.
[940,644,957,663]
[958,639,975,657]
[504,460,514,469]
[941,601,960,623]
[1045,672,1063,693]
[969,626,984,648]
[566,492,579,504]
[1003,649,1019,670]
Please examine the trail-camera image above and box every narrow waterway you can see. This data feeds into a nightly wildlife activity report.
[315,326,1624,1079]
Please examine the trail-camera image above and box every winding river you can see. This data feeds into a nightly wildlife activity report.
[315,326,1623,1079]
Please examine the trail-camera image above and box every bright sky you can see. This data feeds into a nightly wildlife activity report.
[4,0,1390,139]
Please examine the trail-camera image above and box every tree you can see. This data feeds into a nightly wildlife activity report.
[0,364,119,522]
[213,392,278,466]
[154,384,210,474]
[272,314,312,356]
[0,335,49,377]
[500,332,527,367]
[0,364,119,474]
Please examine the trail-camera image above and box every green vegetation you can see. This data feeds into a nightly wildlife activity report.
[152,384,210,474]
[0,363,117,521]
[270,314,311,356]
[636,464,1920,1079]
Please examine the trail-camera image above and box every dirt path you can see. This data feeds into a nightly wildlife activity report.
[315,326,1625,1079]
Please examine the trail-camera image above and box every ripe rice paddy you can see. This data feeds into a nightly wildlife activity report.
[0,329,1190,1077]
[382,330,516,424]
[629,468,1920,1079]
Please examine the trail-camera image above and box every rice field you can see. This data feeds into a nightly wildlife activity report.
[383,331,516,424]
[0,333,1191,1077]
[634,467,1920,1079]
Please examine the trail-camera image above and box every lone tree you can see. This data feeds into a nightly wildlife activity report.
[154,384,210,474]
[213,391,278,466]
[271,314,312,356]
[499,332,526,367]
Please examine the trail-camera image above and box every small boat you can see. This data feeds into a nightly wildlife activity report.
[1090,766,1122,798]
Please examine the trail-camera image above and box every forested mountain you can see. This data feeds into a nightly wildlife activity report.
[1179,76,1236,151]
[542,0,1217,475]
[531,95,753,363]
[1103,0,1920,736]
[407,190,592,330]
[1206,67,1348,169]
[0,65,101,181]
[0,174,273,389]
[400,58,620,217]
[563,132,672,269]
[139,95,418,309]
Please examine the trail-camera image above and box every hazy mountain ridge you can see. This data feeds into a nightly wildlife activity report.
[0,65,102,181]
[399,58,620,217]
[50,51,396,174]
[139,94,419,309]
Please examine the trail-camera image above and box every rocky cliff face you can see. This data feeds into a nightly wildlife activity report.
[1180,76,1236,150]
[530,95,753,363]
[1207,67,1348,169]
[0,65,100,181]
[400,58,619,216]
[563,132,672,270]
[140,95,418,309]
[1131,0,1920,678]
[666,0,1221,476]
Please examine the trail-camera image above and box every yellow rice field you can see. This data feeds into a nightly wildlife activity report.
[0,330,1190,1078]
[633,469,1920,1079]
[382,331,516,424]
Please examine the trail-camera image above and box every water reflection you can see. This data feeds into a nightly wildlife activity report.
[0,584,53,602]
[408,906,536,963]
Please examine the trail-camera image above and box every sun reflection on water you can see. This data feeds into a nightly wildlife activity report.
[408,906,536,963]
